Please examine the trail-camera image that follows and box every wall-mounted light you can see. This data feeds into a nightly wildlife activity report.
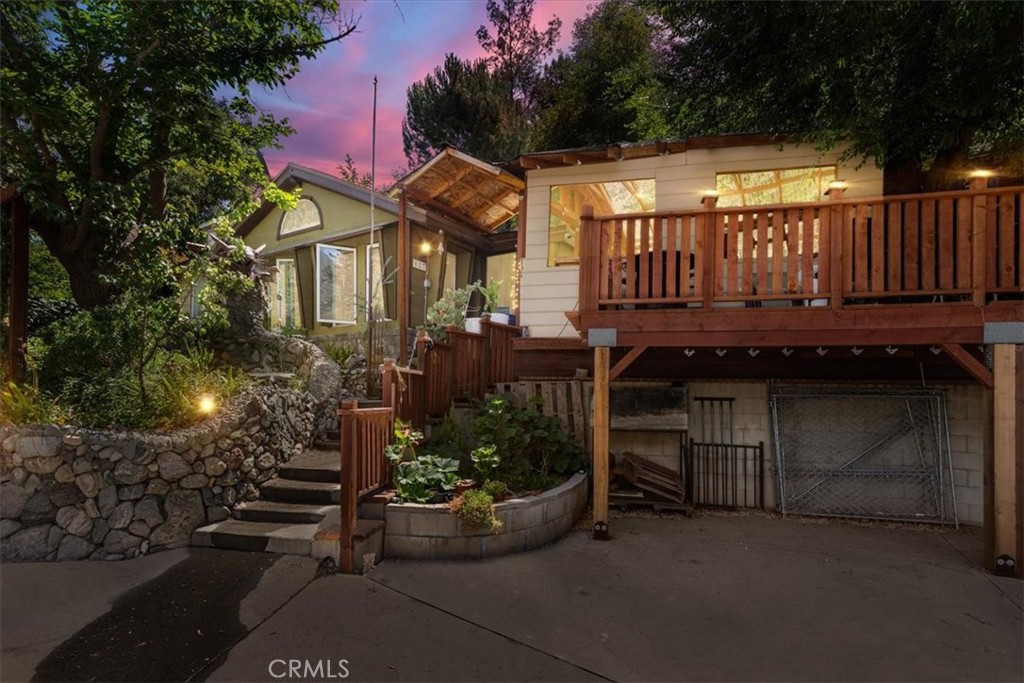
[419,241,432,256]
[196,394,217,415]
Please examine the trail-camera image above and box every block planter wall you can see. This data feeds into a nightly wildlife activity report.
[384,473,588,560]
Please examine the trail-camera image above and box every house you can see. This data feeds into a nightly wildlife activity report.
[236,159,523,355]
[397,134,1022,576]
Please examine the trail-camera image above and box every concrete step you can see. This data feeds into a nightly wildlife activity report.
[260,478,339,505]
[279,448,339,483]
[191,519,318,555]
[234,501,331,524]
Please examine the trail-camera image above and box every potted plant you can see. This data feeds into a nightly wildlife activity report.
[466,279,507,333]
[425,283,474,341]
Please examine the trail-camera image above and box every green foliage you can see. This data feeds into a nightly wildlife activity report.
[384,420,426,465]
[532,0,669,150]
[390,455,461,504]
[1,0,357,308]
[31,303,249,428]
[470,444,500,481]
[337,153,374,189]
[482,479,511,501]
[425,283,475,341]
[449,489,503,533]
[646,0,1024,191]
[321,341,358,368]
[403,0,560,166]
[474,279,503,314]
[26,298,80,335]
[0,382,69,426]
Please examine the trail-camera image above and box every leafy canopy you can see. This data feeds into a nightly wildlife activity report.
[0,0,357,308]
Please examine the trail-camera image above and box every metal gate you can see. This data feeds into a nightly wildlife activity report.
[770,388,958,524]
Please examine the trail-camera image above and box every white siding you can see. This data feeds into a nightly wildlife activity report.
[519,143,884,338]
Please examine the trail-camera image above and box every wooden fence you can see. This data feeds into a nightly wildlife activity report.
[338,398,393,573]
[382,320,522,430]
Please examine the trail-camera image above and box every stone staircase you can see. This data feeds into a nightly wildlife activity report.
[191,431,385,568]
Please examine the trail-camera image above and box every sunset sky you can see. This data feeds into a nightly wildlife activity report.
[254,0,593,185]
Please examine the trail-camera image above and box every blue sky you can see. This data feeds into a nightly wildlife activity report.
[254,0,592,184]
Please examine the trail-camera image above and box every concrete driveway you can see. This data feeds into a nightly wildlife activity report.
[3,512,1021,682]
[209,512,1022,682]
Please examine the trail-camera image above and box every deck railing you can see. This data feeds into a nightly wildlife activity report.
[579,186,1022,312]
[382,320,522,430]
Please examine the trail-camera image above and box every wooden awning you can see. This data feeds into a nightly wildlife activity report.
[393,147,524,233]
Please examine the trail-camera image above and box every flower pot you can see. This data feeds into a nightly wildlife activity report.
[454,479,476,495]
[487,312,510,325]
[464,317,483,334]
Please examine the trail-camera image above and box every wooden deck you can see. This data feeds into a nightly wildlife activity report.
[574,185,1023,348]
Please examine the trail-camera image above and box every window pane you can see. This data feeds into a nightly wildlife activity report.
[443,252,457,294]
[281,198,322,234]
[366,243,387,321]
[716,166,836,207]
[548,179,655,266]
[270,259,300,330]
[317,245,356,323]
[485,252,517,311]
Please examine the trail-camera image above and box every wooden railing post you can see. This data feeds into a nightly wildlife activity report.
[580,205,600,312]
[415,329,429,370]
[827,185,846,310]
[338,399,359,574]
[481,317,493,393]
[380,358,396,411]
[969,176,990,307]
[701,193,718,309]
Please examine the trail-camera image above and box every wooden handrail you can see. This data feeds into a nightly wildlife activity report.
[580,186,1023,313]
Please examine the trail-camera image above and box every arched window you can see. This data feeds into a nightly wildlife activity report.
[280,197,322,235]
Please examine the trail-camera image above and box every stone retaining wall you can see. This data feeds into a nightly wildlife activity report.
[0,331,342,562]
[384,473,589,560]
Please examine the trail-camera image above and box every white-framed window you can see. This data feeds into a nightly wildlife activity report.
[315,243,357,324]
[365,242,388,321]
[280,198,322,235]
[270,258,300,330]
[716,166,837,207]
[548,179,655,266]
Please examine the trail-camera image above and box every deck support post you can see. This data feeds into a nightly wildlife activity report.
[593,345,610,540]
[397,186,410,365]
[338,399,359,574]
[985,323,1023,578]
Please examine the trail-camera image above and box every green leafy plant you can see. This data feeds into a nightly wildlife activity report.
[449,489,503,533]
[390,455,460,504]
[470,443,500,480]
[482,479,511,501]
[471,394,583,492]
[474,279,503,314]
[0,382,68,425]
[425,283,475,341]
[384,420,425,464]
[320,341,357,368]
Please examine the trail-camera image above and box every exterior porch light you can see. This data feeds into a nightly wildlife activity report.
[419,240,432,256]
[825,180,849,196]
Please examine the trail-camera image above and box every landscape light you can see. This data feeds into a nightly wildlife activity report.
[196,394,217,415]
[968,169,994,178]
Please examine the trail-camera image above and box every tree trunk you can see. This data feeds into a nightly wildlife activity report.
[32,218,113,309]
[882,158,924,195]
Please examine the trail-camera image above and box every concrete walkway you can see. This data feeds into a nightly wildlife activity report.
[2,513,1021,682]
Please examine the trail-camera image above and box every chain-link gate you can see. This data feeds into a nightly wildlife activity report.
[770,388,958,524]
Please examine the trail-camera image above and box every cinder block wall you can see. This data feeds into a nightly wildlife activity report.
[608,380,986,525]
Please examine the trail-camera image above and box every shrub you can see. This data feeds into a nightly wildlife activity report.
[0,382,69,425]
[482,479,510,501]
[390,454,460,504]
[450,489,502,533]
[321,341,358,367]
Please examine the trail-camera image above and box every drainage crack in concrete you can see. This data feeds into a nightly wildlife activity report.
[367,575,613,682]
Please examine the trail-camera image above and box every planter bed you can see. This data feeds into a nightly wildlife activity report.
[384,473,588,560]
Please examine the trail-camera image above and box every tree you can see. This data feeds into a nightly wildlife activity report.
[338,154,374,189]
[531,0,670,150]
[402,54,526,165]
[476,0,561,111]
[647,1,1024,193]
[402,0,559,165]
[1,0,358,308]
